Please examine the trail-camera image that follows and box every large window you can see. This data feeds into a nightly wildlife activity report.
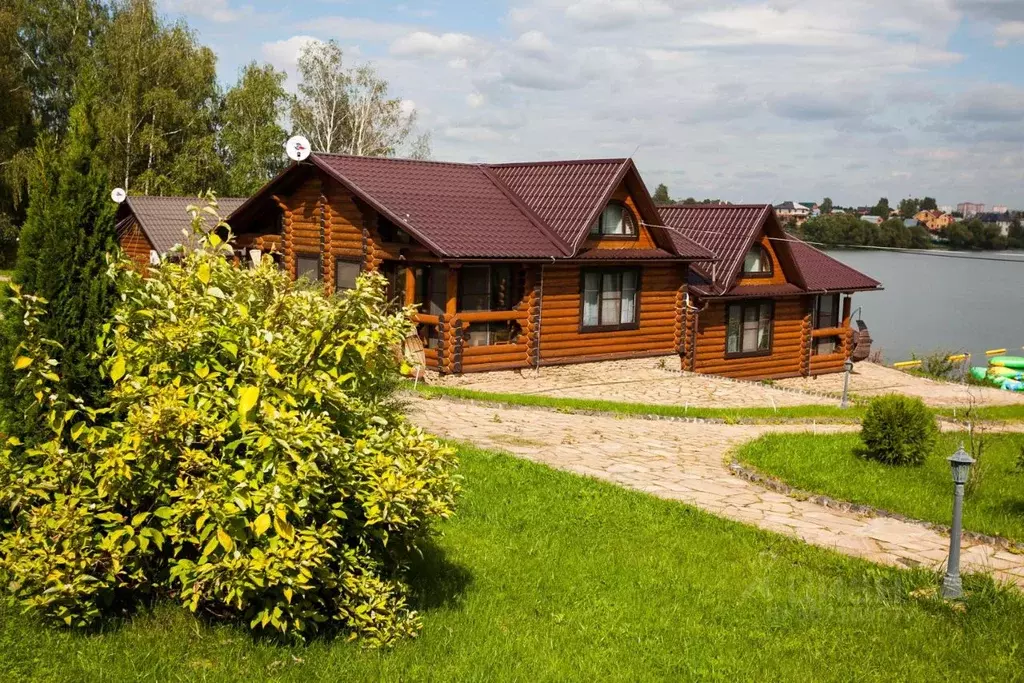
[813,294,842,355]
[582,268,639,331]
[335,258,360,292]
[742,244,772,276]
[726,301,773,356]
[589,202,638,237]
[296,253,321,282]
[458,265,523,312]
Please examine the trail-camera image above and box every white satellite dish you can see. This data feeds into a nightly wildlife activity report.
[285,135,311,162]
[111,187,127,204]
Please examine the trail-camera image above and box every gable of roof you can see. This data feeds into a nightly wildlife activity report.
[120,196,246,254]
[657,204,772,288]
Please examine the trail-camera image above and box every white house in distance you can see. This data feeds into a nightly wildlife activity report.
[774,201,811,224]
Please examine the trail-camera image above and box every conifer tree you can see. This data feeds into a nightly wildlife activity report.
[1,75,117,420]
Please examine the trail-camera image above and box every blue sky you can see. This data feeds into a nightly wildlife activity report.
[159,0,1024,207]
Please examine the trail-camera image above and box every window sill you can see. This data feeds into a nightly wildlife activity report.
[724,349,773,360]
[580,323,641,333]
[739,271,773,279]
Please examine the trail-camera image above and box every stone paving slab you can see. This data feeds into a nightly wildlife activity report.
[408,397,1024,588]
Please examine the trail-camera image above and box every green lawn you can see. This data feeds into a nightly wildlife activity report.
[412,382,1024,423]
[737,431,1024,543]
[3,445,1024,680]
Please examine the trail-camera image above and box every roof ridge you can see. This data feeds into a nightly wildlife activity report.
[489,157,628,169]
[313,152,479,168]
[478,165,573,257]
[658,203,771,209]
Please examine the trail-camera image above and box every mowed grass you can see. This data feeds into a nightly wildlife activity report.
[412,382,1024,423]
[738,431,1024,543]
[4,445,1024,681]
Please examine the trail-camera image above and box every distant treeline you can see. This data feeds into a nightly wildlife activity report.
[789,213,1024,251]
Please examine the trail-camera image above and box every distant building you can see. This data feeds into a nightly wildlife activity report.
[977,212,1013,236]
[957,202,985,218]
[992,205,1008,214]
[774,201,811,224]
[903,218,919,228]
[914,209,955,233]
[938,205,955,214]
[798,201,820,216]
[860,215,883,225]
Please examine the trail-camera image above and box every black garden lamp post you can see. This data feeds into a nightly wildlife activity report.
[941,444,975,600]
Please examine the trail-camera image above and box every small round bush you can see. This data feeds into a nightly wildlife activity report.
[859,394,938,466]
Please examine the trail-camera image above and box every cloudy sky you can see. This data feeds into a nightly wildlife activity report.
[159,0,1024,207]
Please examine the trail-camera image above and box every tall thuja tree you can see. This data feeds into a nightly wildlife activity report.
[1,78,117,420]
[220,62,288,195]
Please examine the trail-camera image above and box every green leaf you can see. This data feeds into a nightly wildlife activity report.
[13,356,32,370]
[110,356,126,382]
[238,385,259,419]
[254,513,271,537]
[132,512,149,527]
[217,527,234,552]
[273,515,294,541]
[153,507,173,520]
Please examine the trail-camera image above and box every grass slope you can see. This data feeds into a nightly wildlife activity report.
[412,383,1024,423]
[3,445,1024,681]
[738,431,1024,543]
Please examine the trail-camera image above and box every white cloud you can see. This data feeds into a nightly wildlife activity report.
[994,20,1024,46]
[564,0,673,30]
[467,92,486,108]
[391,31,489,60]
[514,30,555,56]
[162,0,244,22]
[262,35,322,74]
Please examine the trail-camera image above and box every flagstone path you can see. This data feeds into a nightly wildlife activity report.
[408,397,1024,588]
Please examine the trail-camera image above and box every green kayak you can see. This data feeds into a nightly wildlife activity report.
[989,366,1024,379]
[989,356,1024,370]
[971,366,989,381]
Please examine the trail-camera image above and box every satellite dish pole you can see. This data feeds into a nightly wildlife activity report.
[285,136,311,162]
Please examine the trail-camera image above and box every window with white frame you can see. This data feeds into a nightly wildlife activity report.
[582,268,639,330]
[742,244,772,276]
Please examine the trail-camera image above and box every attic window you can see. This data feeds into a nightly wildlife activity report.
[589,202,637,237]
[743,244,772,276]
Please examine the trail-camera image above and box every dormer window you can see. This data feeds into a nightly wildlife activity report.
[743,244,772,276]
[589,201,638,237]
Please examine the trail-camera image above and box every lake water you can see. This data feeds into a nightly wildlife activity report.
[828,249,1024,366]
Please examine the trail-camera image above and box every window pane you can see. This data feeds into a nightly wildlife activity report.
[758,303,772,350]
[620,271,637,324]
[461,266,491,311]
[296,254,320,281]
[601,290,621,325]
[583,290,600,326]
[604,204,624,235]
[744,247,762,273]
[335,259,360,292]
[428,266,448,316]
[589,219,600,235]
[726,305,741,353]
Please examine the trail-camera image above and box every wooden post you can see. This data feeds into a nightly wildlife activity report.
[443,267,459,374]
[524,267,539,368]
[404,266,417,308]
[842,295,853,358]
[801,296,814,376]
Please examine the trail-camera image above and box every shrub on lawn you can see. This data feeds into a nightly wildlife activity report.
[859,394,937,466]
[0,202,458,645]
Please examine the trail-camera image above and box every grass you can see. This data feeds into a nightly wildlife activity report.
[737,431,1024,543]
[411,382,1024,423]
[4,445,1024,680]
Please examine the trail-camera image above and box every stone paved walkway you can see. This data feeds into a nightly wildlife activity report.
[409,397,1024,588]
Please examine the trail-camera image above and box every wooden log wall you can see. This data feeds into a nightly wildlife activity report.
[538,264,683,365]
[692,298,806,380]
[323,182,368,293]
[118,220,154,273]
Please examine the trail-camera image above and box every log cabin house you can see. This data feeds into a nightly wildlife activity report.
[659,204,881,379]
[118,154,881,379]
[116,195,246,271]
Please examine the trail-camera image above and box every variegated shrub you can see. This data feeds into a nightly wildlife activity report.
[0,201,458,645]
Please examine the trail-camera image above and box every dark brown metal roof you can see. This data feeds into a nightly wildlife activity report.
[662,203,881,297]
[313,155,571,258]
[657,204,770,283]
[787,241,882,292]
[122,195,246,254]
[489,159,628,248]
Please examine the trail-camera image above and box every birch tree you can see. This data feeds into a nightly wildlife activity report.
[292,40,430,158]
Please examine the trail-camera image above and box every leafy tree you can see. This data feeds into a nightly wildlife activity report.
[898,197,920,219]
[870,197,890,217]
[220,62,288,196]
[0,76,117,419]
[1008,217,1024,250]
[0,212,457,643]
[292,39,429,157]
[13,0,109,136]
[652,183,671,204]
[920,196,937,211]
[820,197,833,214]
[93,0,222,194]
